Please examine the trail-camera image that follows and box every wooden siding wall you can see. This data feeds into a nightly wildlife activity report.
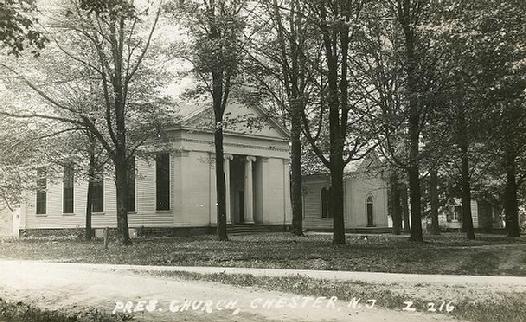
[259,158,290,225]
[346,175,389,228]
[23,157,176,230]
[302,175,389,230]
[303,177,333,229]
[21,151,292,230]
[471,200,479,228]
[176,151,213,226]
[0,208,13,236]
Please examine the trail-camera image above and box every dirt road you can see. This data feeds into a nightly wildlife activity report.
[0,260,461,321]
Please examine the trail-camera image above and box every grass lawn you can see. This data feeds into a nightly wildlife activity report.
[1,232,525,276]
[0,298,132,322]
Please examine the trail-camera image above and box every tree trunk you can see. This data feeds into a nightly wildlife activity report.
[113,52,130,244]
[403,18,423,242]
[114,151,130,245]
[401,183,410,232]
[390,172,402,235]
[331,162,345,244]
[214,119,228,241]
[460,147,475,240]
[408,164,423,241]
[504,145,520,237]
[85,180,93,240]
[85,143,96,241]
[290,107,303,236]
[458,108,475,240]
[429,166,440,235]
[408,94,423,241]
[407,78,423,242]
[317,2,349,245]
[207,2,230,241]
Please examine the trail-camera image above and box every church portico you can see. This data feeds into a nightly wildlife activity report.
[228,155,259,225]
[243,156,256,224]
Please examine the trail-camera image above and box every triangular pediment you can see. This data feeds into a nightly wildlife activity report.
[179,102,289,140]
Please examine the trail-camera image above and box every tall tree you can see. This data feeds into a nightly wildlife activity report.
[270,0,304,236]
[389,170,403,235]
[391,0,429,242]
[245,0,317,236]
[299,0,376,245]
[474,0,526,237]
[428,165,440,234]
[437,0,526,237]
[1,0,166,244]
[175,0,246,241]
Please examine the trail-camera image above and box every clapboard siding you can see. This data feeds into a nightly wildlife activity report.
[302,174,389,230]
[471,200,479,228]
[346,175,389,228]
[137,158,156,214]
[21,122,293,231]
[24,157,176,229]
[261,158,288,225]
[176,151,212,226]
[303,177,333,229]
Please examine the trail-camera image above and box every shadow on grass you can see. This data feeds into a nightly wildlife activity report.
[0,298,132,322]
[1,233,525,275]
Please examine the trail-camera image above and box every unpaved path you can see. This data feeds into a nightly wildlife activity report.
[0,260,460,322]
[32,261,526,292]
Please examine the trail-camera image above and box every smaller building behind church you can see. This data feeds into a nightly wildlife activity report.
[302,153,390,232]
[438,198,505,231]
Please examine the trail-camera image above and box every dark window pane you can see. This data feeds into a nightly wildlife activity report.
[156,153,170,211]
[321,187,327,218]
[63,164,74,213]
[367,196,373,226]
[128,157,136,213]
[92,174,104,212]
[36,168,46,215]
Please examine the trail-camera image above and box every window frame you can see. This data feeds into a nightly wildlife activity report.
[366,194,374,226]
[91,172,104,213]
[321,186,333,219]
[155,152,170,211]
[35,168,47,215]
[63,163,75,214]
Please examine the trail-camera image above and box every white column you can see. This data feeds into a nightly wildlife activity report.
[224,154,233,224]
[244,156,256,224]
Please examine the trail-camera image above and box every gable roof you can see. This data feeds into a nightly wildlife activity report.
[303,150,385,177]
[174,101,289,140]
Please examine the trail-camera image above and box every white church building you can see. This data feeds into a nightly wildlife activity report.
[14,102,292,236]
[4,101,392,237]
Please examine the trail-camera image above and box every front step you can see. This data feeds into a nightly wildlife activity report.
[227,224,286,235]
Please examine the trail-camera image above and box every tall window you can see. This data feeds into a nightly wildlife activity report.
[128,157,136,213]
[156,152,170,211]
[36,168,47,215]
[321,186,332,218]
[92,173,104,212]
[366,195,374,226]
[63,163,74,213]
